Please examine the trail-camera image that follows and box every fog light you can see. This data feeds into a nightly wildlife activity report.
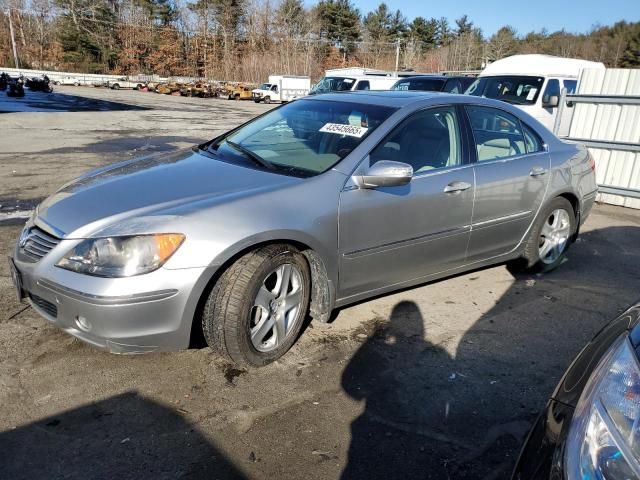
[75,315,92,332]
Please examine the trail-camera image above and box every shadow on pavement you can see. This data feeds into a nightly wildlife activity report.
[0,89,151,113]
[340,224,640,479]
[0,391,246,480]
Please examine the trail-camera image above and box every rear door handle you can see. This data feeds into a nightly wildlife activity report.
[444,181,472,194]
[529,167,548,177]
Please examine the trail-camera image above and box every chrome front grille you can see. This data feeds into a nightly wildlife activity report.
[19,227,61,263]
[30,294,58,318]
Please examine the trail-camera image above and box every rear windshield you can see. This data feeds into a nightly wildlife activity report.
[392,78,446,92]
[465,75,545,105]
[209,99,396,176]
[310,77,356,94]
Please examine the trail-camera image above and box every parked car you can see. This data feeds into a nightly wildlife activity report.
[513,300,640,479]
[108,77,145,90]
[391,75,476,94]
[9,92,597,366]
[465,54,605,133]
[55,76,83,86]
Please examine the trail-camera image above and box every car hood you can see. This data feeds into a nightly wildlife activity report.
[36,148,301,238]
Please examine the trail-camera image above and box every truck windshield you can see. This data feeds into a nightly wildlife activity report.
[310,77,356,94]
[259,83,272,90]
[208,99,396,177]
[465,76,545,105]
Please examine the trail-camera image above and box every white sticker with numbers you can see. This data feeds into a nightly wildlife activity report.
[319,123,369,138]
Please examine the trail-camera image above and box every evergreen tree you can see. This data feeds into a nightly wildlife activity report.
[407,16,438,48]
[621,27,640,67]
[315,0,361,45]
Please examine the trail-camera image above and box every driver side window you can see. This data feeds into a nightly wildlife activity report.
[369,107,462,175]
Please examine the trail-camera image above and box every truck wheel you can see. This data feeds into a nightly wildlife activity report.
[74,82,79,86]
[112,84,120,90]
[202,244,310,366]
[136,84,143,90]
[234,94,240,101]
[519,197,576,273]
[264,96,271,104]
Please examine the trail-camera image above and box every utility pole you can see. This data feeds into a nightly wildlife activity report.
[7,8,20,69]
[394,38,400,74]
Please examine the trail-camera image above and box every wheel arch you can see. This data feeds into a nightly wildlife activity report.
[187,238,335,347]
[553,190,581,240]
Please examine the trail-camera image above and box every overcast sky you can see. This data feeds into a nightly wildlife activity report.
[341,0,640,36]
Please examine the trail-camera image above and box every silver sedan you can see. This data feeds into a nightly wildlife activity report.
[10,92,598,366]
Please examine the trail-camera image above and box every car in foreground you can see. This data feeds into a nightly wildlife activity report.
[513,300,640,479]
[391,75,476,94]
[9,92,597,366]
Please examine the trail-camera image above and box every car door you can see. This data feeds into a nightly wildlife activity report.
[465,105,550,262]
[338,106,475,299]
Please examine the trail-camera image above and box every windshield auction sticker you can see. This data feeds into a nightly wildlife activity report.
[320,123,369,138]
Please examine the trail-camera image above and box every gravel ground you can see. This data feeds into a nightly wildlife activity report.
[1,86,639,480]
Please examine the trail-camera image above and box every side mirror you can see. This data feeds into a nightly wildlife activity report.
[543,95,559,108]
[355,160,413,188]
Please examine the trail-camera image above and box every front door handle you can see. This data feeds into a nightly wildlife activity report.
[529,167,548,177]
[444,181,472,194]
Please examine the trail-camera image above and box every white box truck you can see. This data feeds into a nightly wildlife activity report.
[252,75,311,103]
[309,67,402,95]
[465,54,605,133]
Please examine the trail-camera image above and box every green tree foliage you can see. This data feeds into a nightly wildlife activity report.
[315,0,361,45]
[455,14,473,37]
[55,0,119,71]
[620,25,640,67]
[407,16,439,47]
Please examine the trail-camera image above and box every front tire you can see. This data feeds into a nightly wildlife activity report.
[520,197,576,273]
[202,244,310,366]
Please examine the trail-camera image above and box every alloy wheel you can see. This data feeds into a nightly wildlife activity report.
[249,263,304,352]
[538,208,571,265]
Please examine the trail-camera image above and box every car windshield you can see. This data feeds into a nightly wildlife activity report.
[259,83,272,90]
[310,77,356,94]
[465,75,545,105]
[392,78,446,91]
[208,99,396,177]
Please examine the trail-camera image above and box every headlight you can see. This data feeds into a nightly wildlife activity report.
[56,234,185,277]
[566,335,640,478]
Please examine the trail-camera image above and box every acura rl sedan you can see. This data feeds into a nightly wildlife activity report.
[9,92,597,366]
[513,300,640,479]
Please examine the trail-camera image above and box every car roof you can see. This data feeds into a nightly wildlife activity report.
[305,91,449,108]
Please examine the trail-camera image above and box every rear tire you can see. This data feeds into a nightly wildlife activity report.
[202,244,310,367]
[519,197,576,273]
[264,96,271,104]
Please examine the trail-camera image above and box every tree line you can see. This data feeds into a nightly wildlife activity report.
[1,0,639,82]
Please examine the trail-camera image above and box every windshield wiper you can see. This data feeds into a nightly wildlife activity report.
[225,140,275,170]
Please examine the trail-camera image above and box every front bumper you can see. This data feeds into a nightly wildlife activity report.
[12,230,211,354]
[512,399,574,479]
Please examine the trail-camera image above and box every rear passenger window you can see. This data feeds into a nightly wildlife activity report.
[523,124,544,153]
[355,81,370,91]
[466,106,526,161]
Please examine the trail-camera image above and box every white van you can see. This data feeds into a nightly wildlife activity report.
[310,68,403,95]
[466,54,605,133]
